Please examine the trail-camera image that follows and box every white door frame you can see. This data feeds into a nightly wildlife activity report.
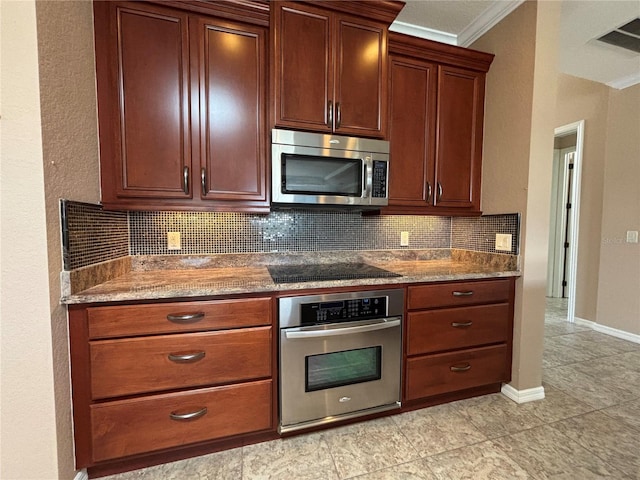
[553,120,584,323]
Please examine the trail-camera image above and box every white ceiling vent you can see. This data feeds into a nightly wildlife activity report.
[596,18,640,54]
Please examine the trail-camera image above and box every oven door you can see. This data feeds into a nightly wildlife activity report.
[279,317,401,433]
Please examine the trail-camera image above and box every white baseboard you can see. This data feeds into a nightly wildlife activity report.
[575,316,640,344]
[74,469,88,480]
[501,383,545,404]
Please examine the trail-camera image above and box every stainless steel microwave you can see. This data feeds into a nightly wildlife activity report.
[271,129,390,208]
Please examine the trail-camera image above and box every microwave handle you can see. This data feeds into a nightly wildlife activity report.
[363,157,373,198]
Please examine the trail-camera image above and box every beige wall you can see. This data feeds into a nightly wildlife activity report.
[597,83,640,334]
[1,1,59,478]
[555,74,609,321]
[35,0,101,478]
[473,0,560,391]
[1,1,99,478]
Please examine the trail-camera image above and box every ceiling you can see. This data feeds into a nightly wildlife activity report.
[391,0,640,89]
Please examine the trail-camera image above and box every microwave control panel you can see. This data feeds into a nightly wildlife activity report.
[372,161,388,198]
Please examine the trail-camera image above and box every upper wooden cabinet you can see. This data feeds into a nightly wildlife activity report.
[94,1,269,212]
[385,33,493,216]
[271,1,403,138]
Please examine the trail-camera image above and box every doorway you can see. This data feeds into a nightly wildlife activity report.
[547,120,584,323]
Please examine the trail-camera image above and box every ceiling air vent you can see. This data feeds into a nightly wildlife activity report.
[596,18,640,54]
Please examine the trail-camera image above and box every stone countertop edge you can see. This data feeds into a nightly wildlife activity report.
[61,249,520,305]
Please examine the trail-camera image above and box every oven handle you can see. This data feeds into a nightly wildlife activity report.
[284,317,401,339]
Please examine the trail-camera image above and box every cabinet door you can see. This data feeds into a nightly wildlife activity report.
[434,66,485,211]
[387,56,436,207]
[95,2,192,204]
[191,17,268,206]
[335,16,387,138]
[272,3,333,132]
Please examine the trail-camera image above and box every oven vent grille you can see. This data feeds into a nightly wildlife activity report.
[596,18,640,54]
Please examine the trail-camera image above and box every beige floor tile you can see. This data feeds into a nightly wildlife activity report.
[322,417,419,479]
[425,441,532,480]
[450,393,543,438]
[601,397,640,430]
[551,411,640,478]
[522,385,594,423]
[348,459,436,480]
[392,404,486,457]
[493,424,627,479]
[104,448,243,480]
[242,432,339,480]
[543,364,637,408]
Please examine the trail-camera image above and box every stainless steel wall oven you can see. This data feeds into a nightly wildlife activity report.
[278,289,403,434]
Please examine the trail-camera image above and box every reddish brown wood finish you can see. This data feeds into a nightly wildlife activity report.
[96,2,192,202]
[271,1,390,138]
[88,297,271,339]
[407,279,511,310]
[406,303,510,355]
[405,345,508,400]
[90,327,271,399]
[191,16,268,204]
[387,56,436,207]
[91,380,272,462]
[384,31,494,216]
[94,1,269,212]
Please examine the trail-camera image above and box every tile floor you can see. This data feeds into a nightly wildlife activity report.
[105,298,640,479]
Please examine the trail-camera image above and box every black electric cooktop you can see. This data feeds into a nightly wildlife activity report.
[267,262,402,284]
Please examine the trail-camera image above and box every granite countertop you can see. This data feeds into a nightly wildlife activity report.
[61,249,520,305]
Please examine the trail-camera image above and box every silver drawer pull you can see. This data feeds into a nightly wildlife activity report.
[451,321,473,328]
[450,363,471,372]
[168,351,205,363]
[169,407,207,421]
[452,291,474,297]
[166,312,205,324]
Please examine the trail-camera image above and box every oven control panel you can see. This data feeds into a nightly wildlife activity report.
[300,296,388,325]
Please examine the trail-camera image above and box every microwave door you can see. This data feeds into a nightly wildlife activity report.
[282,155,363,198]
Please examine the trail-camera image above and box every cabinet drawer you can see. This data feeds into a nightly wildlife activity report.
[407,279,511,309]
[87,297,272,339]
[407,303,510,355]
[91,379,272,462]
[90,327,271,399]
[405,344,508,401]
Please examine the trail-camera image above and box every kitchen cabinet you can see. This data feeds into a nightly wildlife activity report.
[94,1,269,212]
[271,1,402,138]
[385,33,494,215]
[68,296,275,473]
[404,278,514,403]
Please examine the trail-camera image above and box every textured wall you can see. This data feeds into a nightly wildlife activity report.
[0,1,59,478]
[36,0,100,478]
[472,0,561,391]
[555,73,609,322]
[597,84,640,334]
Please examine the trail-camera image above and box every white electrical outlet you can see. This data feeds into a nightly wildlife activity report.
[627,230,639,244]
[495,233,512,251]
[400,231,409,247]
[167,232,181,250]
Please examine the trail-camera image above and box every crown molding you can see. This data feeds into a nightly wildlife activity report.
[458,0,524,47]
[389,20,457,46]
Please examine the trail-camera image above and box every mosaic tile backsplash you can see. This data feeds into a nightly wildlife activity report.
[61,200,519,270]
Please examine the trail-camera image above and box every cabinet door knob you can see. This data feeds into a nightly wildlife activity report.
[336,102,341,128]
[169,407,208,421]
[168,351,206,363]
[426,182,432,204]
[451,321,473,328]
[327,100,333,128]
[437,182,443,202]
[183,166,189,194]
[450,363,471,372]
[201,167,207,196]
[166,312,205,323]
[452,291,474,297]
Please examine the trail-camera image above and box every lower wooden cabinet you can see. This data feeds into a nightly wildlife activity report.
[69,296,276,472]
[404,278,515,403]
[91,380,272,462]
